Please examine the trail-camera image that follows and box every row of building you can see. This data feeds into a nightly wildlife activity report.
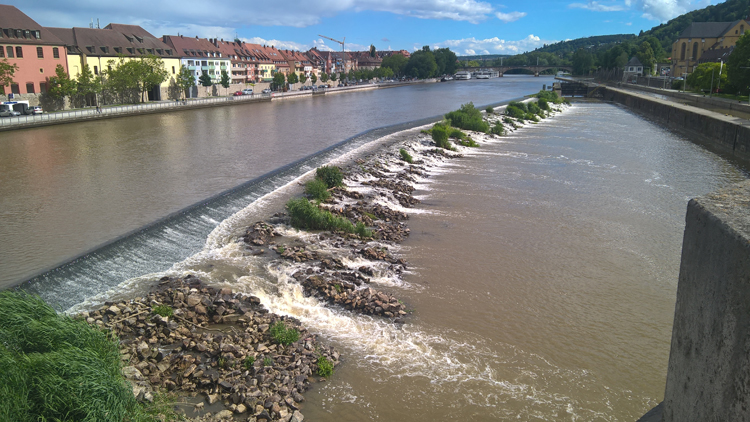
[0,5,410,99]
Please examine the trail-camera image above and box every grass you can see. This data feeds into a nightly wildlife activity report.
[243,356,255,370]
[286,198,372,238]
[399,148,413,164]
[263,356,273,367]
[316,355,334,377]
[431,123,453,150]
[490,121,505,136]
[505,104,526,120]
[536,90,565,105]
[444,102,490,133]
[457,137,480,147]
[315,166,344,188]
[537,98,550,111]
[152,304,173,318]
[0,290,137,422]
[269,321,300,346]
[276,245,286,254]
[305,178,331,202]
[485,106,494,114]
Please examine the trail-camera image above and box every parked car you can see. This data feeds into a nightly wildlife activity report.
[233,91,243,96]
[31,106,43,114]
[262,88,272,94]
[241,88,253,95]
[0,108,20,117]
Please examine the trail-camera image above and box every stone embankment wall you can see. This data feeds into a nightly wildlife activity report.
[600,87,750,164]
[661,181,750,421]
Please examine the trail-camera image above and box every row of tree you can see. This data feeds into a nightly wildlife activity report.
[380,46,458,79]
[270,66,397,91]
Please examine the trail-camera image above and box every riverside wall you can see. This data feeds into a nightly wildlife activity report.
[661,181,750,422]
[600,87,750,165]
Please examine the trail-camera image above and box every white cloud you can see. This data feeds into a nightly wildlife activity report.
[569,1,626,12]
[242,37,310,51]
[495,11,527,23]
[465,49,476,55]
[437,34,553,55]
[624,0,711,22]
[625,21,633,25]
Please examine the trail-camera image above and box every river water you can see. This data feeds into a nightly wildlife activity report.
[1,77,747,420]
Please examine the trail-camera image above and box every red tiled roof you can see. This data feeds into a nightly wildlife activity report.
[0,5,65,46]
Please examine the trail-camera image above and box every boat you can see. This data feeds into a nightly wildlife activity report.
[455,71,471,80]
[441,76,454,82]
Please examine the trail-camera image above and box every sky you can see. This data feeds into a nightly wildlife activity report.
[4,0,722,55]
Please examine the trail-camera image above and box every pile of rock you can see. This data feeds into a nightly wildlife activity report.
[84,276,338,421]
[299,274,407,320]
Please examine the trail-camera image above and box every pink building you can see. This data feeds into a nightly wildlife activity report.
[0,5,68,95]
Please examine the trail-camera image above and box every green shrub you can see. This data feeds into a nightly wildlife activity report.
[305,178,330,202]
[458,138,480,147]
[243,355,255,370]
[269,321,300,346]
[263,356,273,367]
[490,122,505,136]
[315,166,344,188]
[152,304,173,318]
[0,291,136,422]
[502,116,514,125]
[354,222,372,238]
[485,106,494,114]
[672,79,684,90]
[448,128,466,140]
[431,124,451,149]
[286,198,355,233]
[508,101,527,112]
[399,148,413,164]
[525,113,540,122]
[444,102,490,133]
[316,355,334,377]
[505,105,525,120]
[536,90,563,104]
[537,98,550,111]
[527,102,542,116]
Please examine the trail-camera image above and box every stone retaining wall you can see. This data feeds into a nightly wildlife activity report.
[601,87,750,164]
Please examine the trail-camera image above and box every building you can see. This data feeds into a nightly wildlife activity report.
[161,35,231,87]
[0,5,68,96]
[671,20,749,76]
[47,24,181,101]
[350,51,382,70]
[278,49,313,79]
[623,56,644,81]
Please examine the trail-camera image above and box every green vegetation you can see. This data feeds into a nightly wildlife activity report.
[399,148,413,164]
[490,122,505,136]
[269,321,300,346]
[316,355,334,377]
[537,98,550,111]
[315,166,344,188]
[217,357,227,369]
[152,304,173,318]
[485,106,494,114]
[243,355,255,370]
[276,245,286,254]
[0,291,136,422]
[334,284,342,293]
[431,123,452,149]
[444,102,490,133]
[687,62,727,92]
[305,178,331,202]
[536,90,565,105]
[263,356,273,367]
[354,222,373,238]
[286,198,371,238]
[505,103,526,120]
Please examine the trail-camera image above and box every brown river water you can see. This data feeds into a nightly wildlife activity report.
[1,78,747,420]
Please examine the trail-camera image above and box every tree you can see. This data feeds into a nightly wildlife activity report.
[139,55,169,102]
[47,64,75,109]
[381,54,408,76]
[199,72,213,87]
[220,70,230,89]
[369,44,376,58]
[727,32,750,94]
[287,72,299,85]
[433,48,458,75]
[299,73,308,84]
[571,48,593,75]
[636,41,656,75]
[686,62,727,92]
[330,72,337,82]
[0,58,18,90]
[320,73,328,83]
[176,66,195,99]
[75,64,102,106]
[404,49,437,79]
[272,72,285,90]
[311,73,317,84]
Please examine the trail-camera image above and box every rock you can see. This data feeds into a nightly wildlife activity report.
[207,393,220,404]
[215,409,234,419]
[236,403,247,414]
[122,366,144,381]
[290,410,305,422]
[187,294,202,307]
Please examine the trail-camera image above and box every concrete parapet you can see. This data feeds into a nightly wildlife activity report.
[601,87,750,165]
[662,180,750,422]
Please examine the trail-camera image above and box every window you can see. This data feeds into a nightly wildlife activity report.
[39,82,47,93]
[680,42,686,60]
[37,46,43,58]
[6,46,13,58]
[100,46,108,54]
[127,47,134,54]
[53,47,59,58]
[86,46,94,53]
[34,30,40,39]
[742,25,745,35]
[11,83,19,94]
[15,46,22,58]
[93,66,98,75]
[187,60,194,65]
[24,30,30,38]
[0,27,3,38]
[692,42,698,59]
[114,47,121,54]
[0,47,3,58]
[26,82,34,93]
[172,66,175,74]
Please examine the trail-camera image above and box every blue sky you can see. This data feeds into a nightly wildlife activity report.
[4,0,720,55]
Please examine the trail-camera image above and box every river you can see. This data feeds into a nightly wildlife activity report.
[1,77,747,420]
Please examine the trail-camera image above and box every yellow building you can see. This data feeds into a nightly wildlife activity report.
[46,24,181,101]
[671,20,749,76]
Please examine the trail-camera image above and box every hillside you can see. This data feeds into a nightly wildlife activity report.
[533,34,636,55]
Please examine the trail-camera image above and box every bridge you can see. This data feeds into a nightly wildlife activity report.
[457,66,573,77]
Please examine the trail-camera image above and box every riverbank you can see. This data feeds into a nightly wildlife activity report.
[0,80,430,132]
[69,96,570,421]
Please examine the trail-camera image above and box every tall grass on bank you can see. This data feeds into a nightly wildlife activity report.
[0,291,136,422]
[315,166,344,188]
[304,178,331,202]
[286,198,372,238]
[444,102,489,133]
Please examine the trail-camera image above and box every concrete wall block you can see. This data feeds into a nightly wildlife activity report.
[663,181,750,422]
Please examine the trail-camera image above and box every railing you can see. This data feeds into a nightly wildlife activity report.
[0,93,272,128]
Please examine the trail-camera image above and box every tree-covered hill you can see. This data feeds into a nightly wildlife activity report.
[533,34,636,55]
